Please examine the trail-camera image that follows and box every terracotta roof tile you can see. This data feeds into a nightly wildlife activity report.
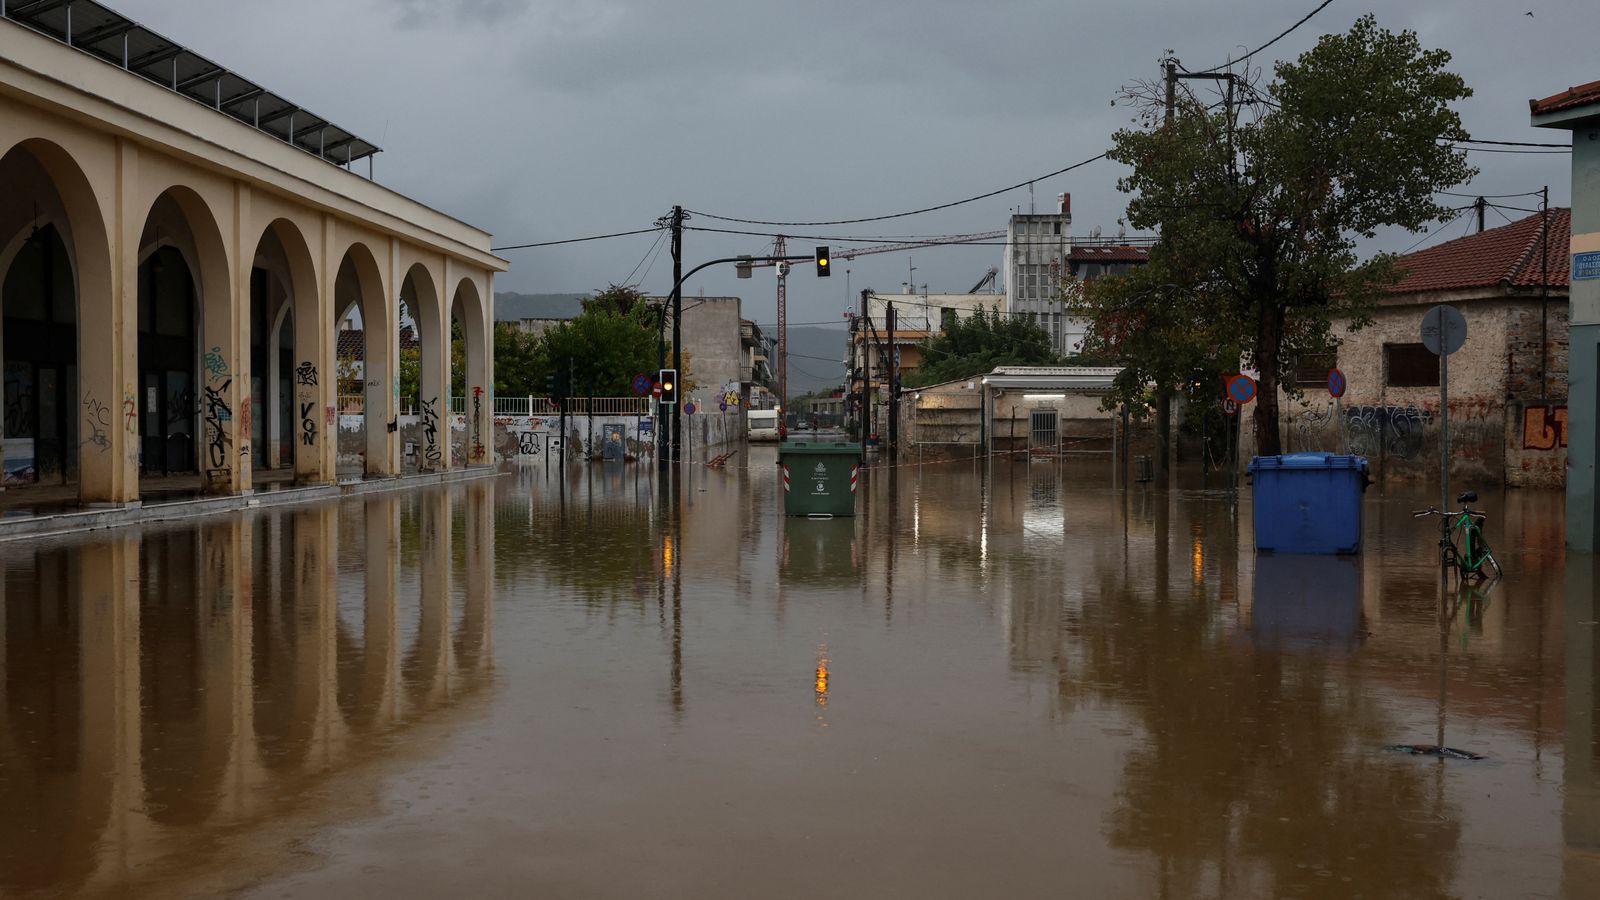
[1068,245,1150,263]
[1388,208,1570,295]
[1531,79,1600,116]
[336,327,420,360]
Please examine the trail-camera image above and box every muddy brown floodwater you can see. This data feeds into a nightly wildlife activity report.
[1,447,1597,898]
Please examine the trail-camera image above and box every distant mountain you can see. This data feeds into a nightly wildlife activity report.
[493,292,588,322]
[781,325,849,396]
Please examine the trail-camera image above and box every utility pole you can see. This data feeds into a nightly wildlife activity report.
[670,205,684,464]
[887,301,898,459]
[861,289,873,444]
[1476,196,1487,233]
[775,234,788,436]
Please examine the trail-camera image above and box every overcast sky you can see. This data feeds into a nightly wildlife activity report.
[118,0,1596,335]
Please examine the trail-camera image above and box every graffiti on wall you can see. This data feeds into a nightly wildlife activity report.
[83,393,111,451]
[420,397,442,466]
[471,386,485,462]
[1342,404,1433,460]
[202,378,233,470]
[1523,404,1569,450]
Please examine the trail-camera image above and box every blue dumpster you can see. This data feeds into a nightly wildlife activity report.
[1247,453,1369,554]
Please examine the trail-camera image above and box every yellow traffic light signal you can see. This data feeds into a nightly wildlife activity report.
[816,246,831,277]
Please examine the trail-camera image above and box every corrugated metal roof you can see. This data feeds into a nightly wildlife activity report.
[3,0,381,166]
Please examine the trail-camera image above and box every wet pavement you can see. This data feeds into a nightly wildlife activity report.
[1,446,1597,898]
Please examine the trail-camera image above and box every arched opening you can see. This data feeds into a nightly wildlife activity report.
[0,142,86,493]
[331,244,389,479]
[450,277,488,466]
[134,188,232,491]
[400,263,443,473]
[247,220,317,485]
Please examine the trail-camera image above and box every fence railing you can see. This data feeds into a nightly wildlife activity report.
[355,396,662,418]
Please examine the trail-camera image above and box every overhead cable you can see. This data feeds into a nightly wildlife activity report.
[492,227,662,253]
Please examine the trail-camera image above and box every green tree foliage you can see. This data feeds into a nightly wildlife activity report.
[902,307,1062,388]
[584,283,650,316]
[492,322,542,397]
[536,304,660,396]
[1070,15,1474,454]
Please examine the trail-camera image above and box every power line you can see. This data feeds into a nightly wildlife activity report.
[1455,145,1569,155]
[1436,189,1544,200]
[1456,138,1569,148]
[492,226,662,252]
[1193,0,1335,74]
[1398,209,1475,255]
[684,152,1106,227]
[620,229,668,286]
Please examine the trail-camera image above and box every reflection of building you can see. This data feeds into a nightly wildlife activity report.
[0,489,493,896]
[0,2,505,500]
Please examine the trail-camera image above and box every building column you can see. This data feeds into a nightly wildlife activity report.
[79,139,141,504]
[200,185,247,495]
[1572,325,1598,551]
[294,216,337,484]
[422,256,452,471]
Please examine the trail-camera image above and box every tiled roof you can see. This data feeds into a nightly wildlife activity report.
[1531,79,1600,116]
[336,326,420,360]
[1388,208,1570,295]
[1068,245,1149,263]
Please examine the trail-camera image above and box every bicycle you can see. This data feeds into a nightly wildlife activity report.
[1412,491,1503,581]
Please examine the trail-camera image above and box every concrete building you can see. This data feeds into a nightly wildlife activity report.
[741,319,776,408]
[0,2,505,504]
[1004,195,1072,352]
[899,366,1138,461]
[1253,209,1571,492]
[1533,79,1600,552]
[668,295,744,411]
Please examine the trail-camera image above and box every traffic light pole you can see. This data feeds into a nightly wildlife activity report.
[669,206,684,465]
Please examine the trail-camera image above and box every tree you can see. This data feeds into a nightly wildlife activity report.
[584,283,650,316]
[536,304,660,396]
[1073,16,1474,455]
[492,322,542,397]
[902,306,1062,389]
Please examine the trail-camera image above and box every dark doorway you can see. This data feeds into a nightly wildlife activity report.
[137,246,197,476]
[2,223,77,485]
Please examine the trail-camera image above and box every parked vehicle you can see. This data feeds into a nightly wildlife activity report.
[748,409,780,442]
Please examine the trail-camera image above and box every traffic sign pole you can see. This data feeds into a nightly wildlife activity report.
[1422,305,1467,520]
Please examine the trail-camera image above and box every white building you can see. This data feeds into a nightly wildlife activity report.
[1004,193,1072,353]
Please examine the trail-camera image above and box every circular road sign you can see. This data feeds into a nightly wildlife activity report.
[1225,374,1258,405]
[685,402,697,415]
[1222,397,1238,417]
[1328,368,1347,399]
[631,373,652,396]
[651,382,662,398]
[1421,304,1467,356]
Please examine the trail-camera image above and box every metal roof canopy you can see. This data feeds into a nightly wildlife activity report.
[2,0,382,169]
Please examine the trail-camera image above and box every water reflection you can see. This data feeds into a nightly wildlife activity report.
[0,489,493,896]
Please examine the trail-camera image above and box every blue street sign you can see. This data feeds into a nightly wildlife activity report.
[1328,368,1346,399]
[1574,251,1600,281]
[1226,374,1257,405]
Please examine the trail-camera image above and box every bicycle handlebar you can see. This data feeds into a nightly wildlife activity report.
[1412,507,1487,521]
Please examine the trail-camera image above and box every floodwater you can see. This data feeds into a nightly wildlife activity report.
[1,447,1596,899]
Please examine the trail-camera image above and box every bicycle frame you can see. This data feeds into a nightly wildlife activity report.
[1413,505,1502,580]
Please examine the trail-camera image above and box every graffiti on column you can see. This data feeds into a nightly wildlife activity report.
[295,361,318,386]
[300,400,318,447]
[203,378,233,470]
[82,393,112,451]
[1523,405,1569,450]
[202,345,229,380]
[471,386,485,462]
[421,397,442,466]
[239,397,253,461]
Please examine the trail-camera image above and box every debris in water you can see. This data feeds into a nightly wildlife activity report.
[1385,744,1484,760]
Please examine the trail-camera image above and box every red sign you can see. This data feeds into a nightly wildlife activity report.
[1328,368,1347,399]
[651,382,662,398]
[1222,397,1238,417]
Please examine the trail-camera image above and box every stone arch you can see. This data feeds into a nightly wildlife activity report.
[330,240,392,478]
[0,137,116,501]
[400,260,446,472]
[134,184,235,490]
[248,217,322,481]
[450,273,491,466]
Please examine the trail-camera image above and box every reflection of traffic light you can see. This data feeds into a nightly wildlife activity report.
[815,246,831,277]
[658,368,677,404]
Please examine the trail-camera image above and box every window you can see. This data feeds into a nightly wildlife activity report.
[1293,352,1338,386]
[1385,343,1438,387]
[940,307,956,331]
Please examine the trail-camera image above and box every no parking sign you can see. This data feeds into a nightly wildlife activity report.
[1225,374,1257,405]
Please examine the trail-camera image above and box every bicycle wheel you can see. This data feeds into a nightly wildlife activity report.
[1463,524,1497,579]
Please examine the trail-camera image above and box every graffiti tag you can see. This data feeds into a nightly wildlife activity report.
[83,393,112,451]
[203,378,233,469]
[1523,405,1569,451]
[295,361,319,386]
[420,397,442,465]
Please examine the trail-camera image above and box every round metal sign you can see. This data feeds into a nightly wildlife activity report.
[1222,397,1238,417]
[631,373,652,396]
[1225,374,1257,405]
[651,382,662,397]
[684,402,696,415]
[1327,368,1347,399]
[1420,304,1467,356]
[719,400,728,412]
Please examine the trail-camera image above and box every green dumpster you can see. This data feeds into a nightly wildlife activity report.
[779,441,862,517]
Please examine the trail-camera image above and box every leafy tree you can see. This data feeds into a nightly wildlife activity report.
[1072,16,1474,454]
[584,283,650,316]
[536,304,660,396]
[902,306,1062,388]
[492,322,542,397]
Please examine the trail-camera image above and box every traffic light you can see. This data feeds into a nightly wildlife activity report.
[658,368,678,404]
[815,246,831,277]
[545,374,557,398]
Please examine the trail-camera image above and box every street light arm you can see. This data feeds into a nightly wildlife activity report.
[666,254,812,299]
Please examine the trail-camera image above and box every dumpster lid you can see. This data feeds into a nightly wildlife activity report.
[779,441,863,455]
[1248,453,1368,471]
